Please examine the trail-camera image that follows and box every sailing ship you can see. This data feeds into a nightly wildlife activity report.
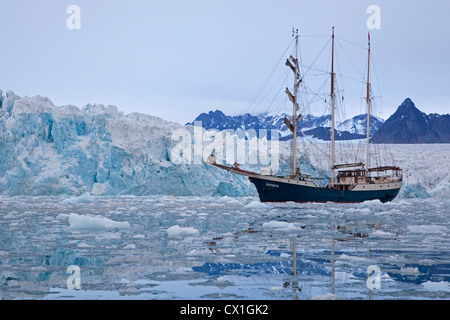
[208,28,403,203]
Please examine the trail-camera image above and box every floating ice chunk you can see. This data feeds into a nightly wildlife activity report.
[391,199,411,206]
[363,199,382,205]
[370,230,396,238]
[77,242,94,248]
[217,196,238,202]
[187,249,197,256]
[337,254,373,264]
[63,192,93,204]
[167,225,200,237]
[268,286,285,291]
[422,281,450,292]
[334,271,358,284]
[387,254,407,267]
[31,266,47,272]
[68,213,130,231]
[418,259,435,266]
[262,221,296,230]
[4,213,16,219]
[407,225,447,234]
[244,201,272,209]
[216,276,228,283]
[123,244,136,249]
[400,267,420,275]
[56,213,69,220]
[310,293,342,300]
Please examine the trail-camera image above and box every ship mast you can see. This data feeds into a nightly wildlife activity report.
[284,28,302,176]
[330,27,336,185]
[365,32,371,177]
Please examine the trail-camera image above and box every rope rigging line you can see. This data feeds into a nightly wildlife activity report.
[264,70,290,114]
[234,31,396,172]
[242,37,296,115]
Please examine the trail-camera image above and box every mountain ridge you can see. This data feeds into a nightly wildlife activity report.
[188,110,384,141]
[189,98,450,143]
[371,98,450,144]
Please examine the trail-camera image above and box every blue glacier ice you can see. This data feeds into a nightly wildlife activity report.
[0,91,254,196]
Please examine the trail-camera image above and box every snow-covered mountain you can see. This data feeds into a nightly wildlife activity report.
[371,98,450,143]
[187,110,384,141]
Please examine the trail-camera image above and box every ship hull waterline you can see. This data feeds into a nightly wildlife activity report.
[210,163,402,203]
[249,176,401,204]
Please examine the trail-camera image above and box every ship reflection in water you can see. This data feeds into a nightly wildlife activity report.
[0,196,449,300]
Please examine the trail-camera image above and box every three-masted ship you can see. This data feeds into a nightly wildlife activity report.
[208,28,402,203]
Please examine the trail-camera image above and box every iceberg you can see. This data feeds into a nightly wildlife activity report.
[262,221,296,230]
[406,225,448,234]
[68,213,130,231]
[244,201,272,209]
[166,225,200,237]
[63,192,93,203]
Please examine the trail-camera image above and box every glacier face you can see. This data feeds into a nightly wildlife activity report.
[0,90,448,198]
[0,90,254,196]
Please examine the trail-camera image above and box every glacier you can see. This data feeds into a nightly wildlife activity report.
[0,90,253,197]
[0,89,449,198]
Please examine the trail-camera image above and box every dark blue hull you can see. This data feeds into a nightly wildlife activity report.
[249,177,401,203]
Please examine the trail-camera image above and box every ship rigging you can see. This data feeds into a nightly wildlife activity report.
[208,28,403,203]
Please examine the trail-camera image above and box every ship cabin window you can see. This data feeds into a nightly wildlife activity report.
[337,169,367,185]
[338,170,365,178]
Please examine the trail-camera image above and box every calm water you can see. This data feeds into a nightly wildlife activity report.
[0,195,449,300]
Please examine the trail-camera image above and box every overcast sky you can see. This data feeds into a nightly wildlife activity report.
[1,0,449,124]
